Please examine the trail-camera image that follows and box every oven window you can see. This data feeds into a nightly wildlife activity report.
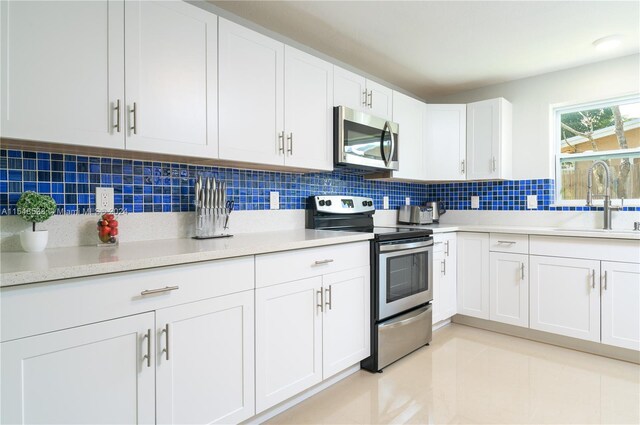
[386,251,429,303]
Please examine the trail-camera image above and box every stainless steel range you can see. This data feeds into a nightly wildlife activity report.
[306,195,433,372]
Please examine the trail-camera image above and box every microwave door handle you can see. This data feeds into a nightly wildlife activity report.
[387,121,396,168]
[380,121,394,167]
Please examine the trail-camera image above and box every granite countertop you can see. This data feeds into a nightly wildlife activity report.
[395,223,640,240]
[0,229,374,288]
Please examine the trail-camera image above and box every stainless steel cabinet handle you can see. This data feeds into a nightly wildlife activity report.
[591,269,596,289]
[602,271,608,290]
[362,90,368,107]
[161,324,170,361]
[497,240,516,245]
[442,259,446,275]
[461,159,465,174]
[434,241,443,245]
[367,90,373,108]
[314,259,334,265]
[278,131,285,154]
[316,289,323,312]
[325,285,332,310]
[287,133,293,155]
[445,240,450,256]
[114,99,121,133]
[492,156,497,172]
[130,102,137,135]
[142,329,151,367]
[140,285,179,296]
[521,263,525,280]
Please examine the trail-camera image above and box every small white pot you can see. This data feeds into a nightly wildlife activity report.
[20,230,49,253]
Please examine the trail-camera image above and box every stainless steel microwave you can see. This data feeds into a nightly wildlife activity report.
[334,106,399,171]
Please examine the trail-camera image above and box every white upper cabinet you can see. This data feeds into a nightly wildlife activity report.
[424,104,467,181]
[283,46,334,171]
[124,1,218,157]
[389,91,427,181]
[1,0,125,149]
[219,20,333,171]
[466,98,512,180]
[219,18,284,166]
[1,0,218,157]
[333,66,393,120]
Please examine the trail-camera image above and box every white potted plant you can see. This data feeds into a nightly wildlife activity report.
[16,191,57,252]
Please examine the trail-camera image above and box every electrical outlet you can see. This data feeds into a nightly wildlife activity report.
[527,195,538,209]
[96,187,114,213]
[471,196,480,209]
[383,196,389,210]
[270,191,279,210]
[405,197,411,206]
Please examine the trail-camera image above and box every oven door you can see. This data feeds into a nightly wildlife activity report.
[378,239,433,320]
[335,106,399,171]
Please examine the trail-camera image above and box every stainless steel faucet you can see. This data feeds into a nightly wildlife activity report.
[586,160,623,230]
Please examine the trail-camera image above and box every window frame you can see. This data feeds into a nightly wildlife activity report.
[553,94,640,207]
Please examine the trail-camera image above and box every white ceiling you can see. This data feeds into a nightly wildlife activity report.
[210,1,640,99]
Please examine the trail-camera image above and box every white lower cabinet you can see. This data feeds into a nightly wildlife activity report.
[530,256,601,342]
[433,233,457,323]
[255,276,324,413]
[1,312,156,424]
[322,266,370,378]
[255,265,370,413]
[156,291,255,425]
[601,261,640,351]
[489,252,529,327]
[457,232,490,319]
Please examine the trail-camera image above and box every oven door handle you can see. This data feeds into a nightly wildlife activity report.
[379,240,433,252]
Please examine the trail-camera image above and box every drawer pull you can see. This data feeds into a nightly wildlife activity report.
[314,259,334,265]
[497,240,516,245]
[140,285,179,296]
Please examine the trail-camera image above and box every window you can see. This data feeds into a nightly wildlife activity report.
[555,95,640,205]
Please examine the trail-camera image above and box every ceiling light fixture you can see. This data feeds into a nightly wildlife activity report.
[592,35,622,51]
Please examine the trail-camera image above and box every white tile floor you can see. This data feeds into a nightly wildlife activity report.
[268,324,640,424]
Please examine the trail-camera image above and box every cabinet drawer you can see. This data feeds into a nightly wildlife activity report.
[255,242,370,288]
[1,256,254,342]
[433,233,455,254]
[489,233,528,254]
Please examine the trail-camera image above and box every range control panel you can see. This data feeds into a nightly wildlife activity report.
[313,196,374,214]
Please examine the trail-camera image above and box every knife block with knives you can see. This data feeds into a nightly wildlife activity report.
[193,175,234,239]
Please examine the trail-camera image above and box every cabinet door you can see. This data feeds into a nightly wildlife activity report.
[333,66,367,111]
[432,250,446,323]
[255,277,323,413]
[284,46,333,171]
[1,313,155,424]
[391,92,426,181]
[424,104,466,181]
[466,98,512,180]
[219,18,284,166]
[124,0,217,157]
[530,256,600,342]
[457,232,490,319]
[322,266,370,378]
[156,291,255,425]
[367,79,393,121]
[490,252,528,327]
[601,261,640,350]
[1,0,124,149]
[441,233,458,320]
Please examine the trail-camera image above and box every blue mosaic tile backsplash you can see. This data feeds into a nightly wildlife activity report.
[1,149,637,215]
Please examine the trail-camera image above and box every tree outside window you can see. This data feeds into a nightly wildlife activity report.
[556,96,640,204]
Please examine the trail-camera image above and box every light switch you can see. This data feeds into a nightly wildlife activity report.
[405,197,411,205]
[527,195,538,209]
[383,196,389,210]
[471,196,480,209]
[270,191,279,210]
